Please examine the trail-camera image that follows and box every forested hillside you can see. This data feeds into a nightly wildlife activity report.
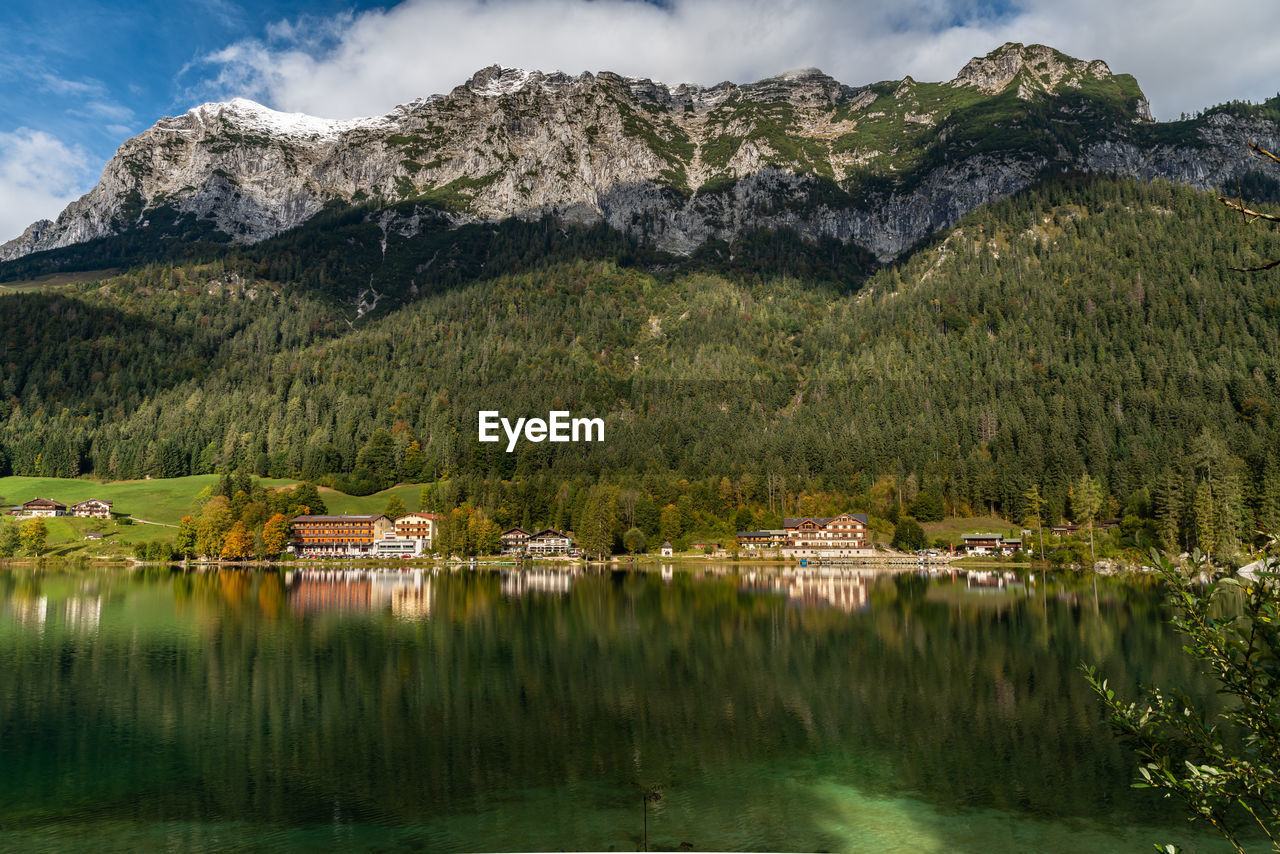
[2,176,1278,556]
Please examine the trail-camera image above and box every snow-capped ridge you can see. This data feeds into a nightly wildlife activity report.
[189,97,391,140]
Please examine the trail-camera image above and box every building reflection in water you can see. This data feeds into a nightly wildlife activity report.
[6,595,101,634]
[500,568,577,598]
[285,569,435,620]
[737,568,875,613]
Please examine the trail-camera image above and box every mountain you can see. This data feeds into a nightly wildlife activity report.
[5,42,1277,268]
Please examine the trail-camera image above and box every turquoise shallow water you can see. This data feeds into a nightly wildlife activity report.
[0,566,1243,852]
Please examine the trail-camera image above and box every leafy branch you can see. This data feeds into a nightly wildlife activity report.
[1084,548,1280,852]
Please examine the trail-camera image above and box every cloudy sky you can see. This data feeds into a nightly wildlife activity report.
[3,0,1280,242]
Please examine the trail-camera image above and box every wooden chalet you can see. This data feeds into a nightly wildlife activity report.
[500,527,531,555]
[21,498,67,517]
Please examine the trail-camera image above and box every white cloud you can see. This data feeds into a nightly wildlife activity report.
[191,0,1280,122]
[0,128,93,243]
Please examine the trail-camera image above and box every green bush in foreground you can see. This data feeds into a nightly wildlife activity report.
[1084,549,1280,853]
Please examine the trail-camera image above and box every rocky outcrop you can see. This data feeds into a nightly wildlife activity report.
[2,43,1275,264]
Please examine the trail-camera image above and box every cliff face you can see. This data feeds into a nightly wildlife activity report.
[4,42,1277,264]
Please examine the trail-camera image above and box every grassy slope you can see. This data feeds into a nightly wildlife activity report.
[0,476,436,557]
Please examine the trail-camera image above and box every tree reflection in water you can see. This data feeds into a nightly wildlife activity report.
[0,566,1229,852]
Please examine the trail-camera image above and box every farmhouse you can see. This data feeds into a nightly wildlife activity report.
[782,513,872,558]
[21,498,67,517]
[290,514,394,557]
[71,499,113,519]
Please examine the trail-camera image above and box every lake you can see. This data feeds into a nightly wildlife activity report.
[0,565,1237,852]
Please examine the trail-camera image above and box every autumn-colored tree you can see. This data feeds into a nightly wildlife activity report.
[221,520,254,561]
[196,495,234,558]
[175,516,198,559]
[262,513,290,557]
[20,518,47,557]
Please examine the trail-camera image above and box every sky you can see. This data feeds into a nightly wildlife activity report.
[3,0,1280,243]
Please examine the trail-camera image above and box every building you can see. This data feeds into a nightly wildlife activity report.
[394,512,440,548]
[660,542,674,557]
[374,533,425,559]
[962,533,1024,556]
[782,514,872,558]
[70,499,113,519]
[526,529,574,557]
[690,541,721,552]
[501,527,531,555]
[21,498,67,517]
[736,530,787,549]
[290,514,394,557]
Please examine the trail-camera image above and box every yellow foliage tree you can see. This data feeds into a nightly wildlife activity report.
[262,513,290,557]
[221,520,254,561]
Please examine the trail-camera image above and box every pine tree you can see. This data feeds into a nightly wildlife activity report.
[1070,474,1102,563]
[1022,484,1046,562]
[383,494,408,519]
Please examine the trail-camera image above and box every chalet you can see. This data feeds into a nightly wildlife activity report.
[71,499,113,519]
[690,541,721,552]
[526,528,573,557]
[290,514,394,557]
[736,530,787,549]
[501,527,531,555]
[22,498,67,517]
[783,513,872,558]
[1050,524,1080,536]
[962,533,1024,556]
[374,532,425,559]
[394,512,440,547]
[660,542,674,557]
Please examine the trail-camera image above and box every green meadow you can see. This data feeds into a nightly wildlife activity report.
[0,476,433,559]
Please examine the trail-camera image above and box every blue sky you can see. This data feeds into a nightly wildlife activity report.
[4,0,1280,242]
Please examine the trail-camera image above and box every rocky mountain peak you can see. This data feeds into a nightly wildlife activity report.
[0,45,1271,268]
[950,42,1112,96]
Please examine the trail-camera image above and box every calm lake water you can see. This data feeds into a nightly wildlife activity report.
[0,565,1238,853]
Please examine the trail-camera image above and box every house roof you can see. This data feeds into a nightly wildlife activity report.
[661,541,673,548]
[292,514,388,523]
[23,497,66,508]
[528,528,568,540]
[963,533,1004,540]
[784,513,869,527]
[72,499,112,507]
[396,512,439,521]
[502,527,531,536]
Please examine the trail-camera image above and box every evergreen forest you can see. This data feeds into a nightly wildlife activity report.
[2,176,1279,560]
